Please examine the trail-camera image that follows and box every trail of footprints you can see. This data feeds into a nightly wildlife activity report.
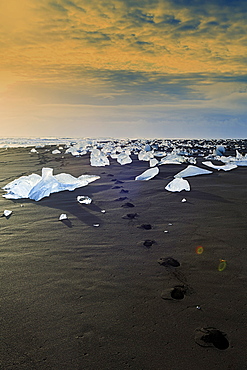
[109,174,230,351]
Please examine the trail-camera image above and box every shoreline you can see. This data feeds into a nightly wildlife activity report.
[1,146,246,369]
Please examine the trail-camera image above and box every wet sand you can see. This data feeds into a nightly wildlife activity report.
[0,146,246,370]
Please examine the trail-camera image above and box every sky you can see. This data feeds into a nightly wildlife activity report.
[0,0,247,139]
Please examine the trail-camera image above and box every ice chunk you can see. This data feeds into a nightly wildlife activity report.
[150,158,159,167]
[138,151,153,161]
[214,145,225,156]
[117,151,132,165]
[181,198,187,202]
[30,148,38,153]
[174,165,212,178]
[77,195,92,204]
[135,167,159,181]
[2,174,41,199]
[3,210,12,217]
[165,178,190,192]
[52,149,61,154]
[2,168,100,201]
[90,148,110,166]
[59,213,68,220]
[202,161,238,171]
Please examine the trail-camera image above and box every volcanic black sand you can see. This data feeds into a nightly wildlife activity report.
[0,146,246,369]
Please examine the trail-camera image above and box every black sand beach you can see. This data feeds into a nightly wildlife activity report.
[1,145,247,370]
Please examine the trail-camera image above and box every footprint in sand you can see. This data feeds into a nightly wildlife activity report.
[158,257,180,267]
[122,213,139,220]
[120,189,129,193]
[115,197,128,201]
[121,202,135,208]
[161,285,189,300]
[139,224,152,230]
[194,327,229,350]
[143,239,155,248]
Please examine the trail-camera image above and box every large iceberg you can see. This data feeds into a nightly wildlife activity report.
[174,165,212,178]
[2,168,100,201]
[165,178,190,192]
[135,167,159,181]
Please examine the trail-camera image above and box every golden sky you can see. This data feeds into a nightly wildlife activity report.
[0,0,247,138]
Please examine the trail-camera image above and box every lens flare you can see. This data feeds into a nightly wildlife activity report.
[196,246,204,254]
[218,259,227,272]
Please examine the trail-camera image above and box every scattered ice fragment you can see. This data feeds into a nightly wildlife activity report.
[93,223,100,227]
[165,178,190,192]
[3,210,12,217]
[2,168,100,201]
[181,198,187,202]
[149,158,159,167]
[168,223,173,226]
[52,149,61,154]
[164,230,169,233]
[196,305,201,310]
[77,196,92,204]
[101,210,106,213]
[116,151,132,165]
[90,148,110,167]
[135,167,159,181]
[30,148,38,153]
[202,161,237,171]
[174,165,212,178]
[214,145,225,156]
[59,213,68,220]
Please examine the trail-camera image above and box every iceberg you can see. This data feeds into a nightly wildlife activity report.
[174,165,212,178]
[135,167,159,181]
[202,161,238,171]
[165,178,190,192]
[2,168,100,201]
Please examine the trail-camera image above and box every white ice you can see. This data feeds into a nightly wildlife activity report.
[117,151,132,165]
[2,168,100,201]
[90,148,110,167]
[135,166,159,181]
[165,178,190,192]
[202,161,238,171]
[174,165,212,178]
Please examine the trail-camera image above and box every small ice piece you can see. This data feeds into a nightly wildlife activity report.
[165,178,190,192]
[164,230,169,233]
[77,195,92,204]
[174,165,212,178]
[93,223,100,227]
[30,148,38,153]
[149,158,159,167]
[101,210,106,213]
[135,166,159,181]
[52,149,61,154]
[202,161,238,171]
[196,305,201,310]
[3,210,12,217]
[181,198,187,202]
[59,213,68,220]
[168,223,173,226]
